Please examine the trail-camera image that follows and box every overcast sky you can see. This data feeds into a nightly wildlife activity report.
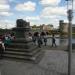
[0,0,75,29]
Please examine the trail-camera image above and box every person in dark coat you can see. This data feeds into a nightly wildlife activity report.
[32,32,38,45]
[52,34,56,47]
[32,35,36,45]
[43,35,47,46]
[37,33,42,48]
[40,32,46,45]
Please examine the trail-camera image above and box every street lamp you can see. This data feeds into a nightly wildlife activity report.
[65,0,73,75]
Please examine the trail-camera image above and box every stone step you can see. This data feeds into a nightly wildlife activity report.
[7,43,33,49]
[10,42,33,45]
[11,38,32,43]
[4,48,41,56]
[5,46,38,52]
[3,54,31,60]
[31,50,45,63]
[3,50,44,62]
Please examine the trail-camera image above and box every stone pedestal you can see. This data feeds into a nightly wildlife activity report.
[4,19,44,63]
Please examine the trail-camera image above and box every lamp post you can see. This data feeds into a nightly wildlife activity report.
[65,0,73,75]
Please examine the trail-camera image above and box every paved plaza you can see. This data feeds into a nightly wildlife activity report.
[0,50,75,75]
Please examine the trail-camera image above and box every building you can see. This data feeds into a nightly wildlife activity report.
[59,20,75,38]
[59,20,75,33]
[59,20,68,38]
[31,25,42,32]
[42,24,53,31]
[59,20,68,34]
[31,24,54,33]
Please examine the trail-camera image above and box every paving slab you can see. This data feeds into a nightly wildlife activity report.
[0,50,75,75]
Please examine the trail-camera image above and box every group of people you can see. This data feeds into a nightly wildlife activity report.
[29,32,57,48]
[0,32,15,58]
[0,31,57,58]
